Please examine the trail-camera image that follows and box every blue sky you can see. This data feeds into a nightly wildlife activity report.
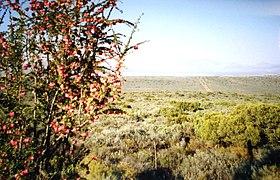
[116,0,280,76]
[1,0,279,76]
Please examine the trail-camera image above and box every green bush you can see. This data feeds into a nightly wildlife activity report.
[159,101,203,123]
[178,149,241,179]
[229,103,280,146]
[253,165,280,179]
[171,101,202,112]
[78,155,120,179]
[195,103,280,147]
[215,101,237,107]
[195,112,226,143]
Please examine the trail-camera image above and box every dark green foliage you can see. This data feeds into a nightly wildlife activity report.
[195,103,280,147]
[234,147,280,179]
[194,111,226,143]
[159,107,189,124]
[230,103,280,146]
[170,101,203,112]
[136,168,176,180]
[159,101,203,123]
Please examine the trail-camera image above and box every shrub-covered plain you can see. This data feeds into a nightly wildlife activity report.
[79,82,280,179]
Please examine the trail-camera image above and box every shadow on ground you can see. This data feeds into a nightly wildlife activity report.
[234,147,280,180]
[136,168,181,180]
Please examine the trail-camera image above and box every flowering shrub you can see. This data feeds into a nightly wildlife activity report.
[0,0,143,178]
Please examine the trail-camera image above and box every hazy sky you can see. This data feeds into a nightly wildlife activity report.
[117,0,280,76]
[1,0,279,76]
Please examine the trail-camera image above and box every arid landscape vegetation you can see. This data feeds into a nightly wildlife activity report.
[1,0,279,179]
[78,76,280,179]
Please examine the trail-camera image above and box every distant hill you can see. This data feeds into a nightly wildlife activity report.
[123,62,280,76]
[215,63,280,76]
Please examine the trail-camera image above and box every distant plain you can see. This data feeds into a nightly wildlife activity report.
[80,75,280,179]
[122,75,280,94]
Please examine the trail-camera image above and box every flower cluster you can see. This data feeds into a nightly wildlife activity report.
[0,0,142,178]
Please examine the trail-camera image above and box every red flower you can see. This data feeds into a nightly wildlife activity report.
[12,5,19,10]
[10,139,18,146]
[71,128,78,133]
[63,129,70,134]
[23,64,29,70]
[29,156,35,161]
[107,110,113,114]
[97,8,104,13]
[18,92,26,98]
[8,112,15,117]
[81,132,89,137]
[58,125,66,132]
[72,139,77,145]
[49,82,55,87]
[20,169,28,176]
[23,138,30,143]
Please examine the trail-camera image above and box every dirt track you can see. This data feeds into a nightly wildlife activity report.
[122,76,280,94]
[197,77,212,92]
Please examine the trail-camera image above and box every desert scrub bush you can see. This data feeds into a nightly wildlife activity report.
[215,101,237,107]
[226,103,280,146]
[171,101,203,112]
[252,165,280,179]
[194,111,226,144]
[78,154,120,179]
[157,147,186,170]
[117,159,138,179]
[154,123,192,146]
[202,102,214,109]
[178,149,242,180]
[194,103,280,147]
[175,92,185,97]
[159,101,204,124]
[234,147,280,179]
[116,152,155,179]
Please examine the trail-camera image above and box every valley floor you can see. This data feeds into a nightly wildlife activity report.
[79,76,280,179]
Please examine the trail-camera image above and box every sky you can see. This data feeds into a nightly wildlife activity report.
[115,0,280,76]
[1,0,279,76]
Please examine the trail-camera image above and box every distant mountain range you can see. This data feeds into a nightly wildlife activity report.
[207,63,280,76]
